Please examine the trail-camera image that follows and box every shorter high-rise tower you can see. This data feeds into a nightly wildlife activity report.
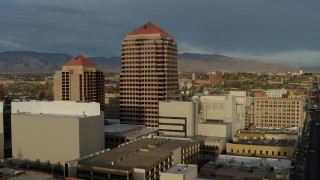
[54,55,104,110]
[120,22,178,127]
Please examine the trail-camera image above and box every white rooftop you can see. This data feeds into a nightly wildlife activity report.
[216,155,291,169]
[12,101,101,116]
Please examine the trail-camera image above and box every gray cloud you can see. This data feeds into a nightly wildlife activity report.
[31,4,84,14]
[0,0,319,66]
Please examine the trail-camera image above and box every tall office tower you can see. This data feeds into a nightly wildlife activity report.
[120,22,178,127]
[54,55,105,110]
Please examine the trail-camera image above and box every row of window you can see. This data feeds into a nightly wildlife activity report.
[256,101,301,104]
[230,149,288,156]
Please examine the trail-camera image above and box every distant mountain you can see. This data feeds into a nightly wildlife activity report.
[178,53,297,73]
[300,66,320,73]
[0,51,297,73]
[0,51,120,73]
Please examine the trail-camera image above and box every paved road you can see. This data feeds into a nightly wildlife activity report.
[305,111,320,180]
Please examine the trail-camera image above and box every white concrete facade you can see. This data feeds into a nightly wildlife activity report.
[229,91,247,130]
[159,100,199,137]
[11,101,104,164]
[197,95,239,137]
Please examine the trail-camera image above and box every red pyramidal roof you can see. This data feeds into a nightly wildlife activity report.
[63,55,96,67]
[128,22,171,37]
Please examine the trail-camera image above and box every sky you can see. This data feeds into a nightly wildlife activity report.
[0,0,320,67]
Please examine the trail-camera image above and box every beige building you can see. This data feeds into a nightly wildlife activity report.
[69,136,199,179]
[54,55,105,110]
[226,139,296,159]
[160,164,197,180]
[120,22,178,127]
[159,100,199,137]
[254,97,305,128]
[11,101,104,164]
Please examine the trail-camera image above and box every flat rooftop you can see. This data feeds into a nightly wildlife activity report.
[164,164,197,175]
[12,112,96,118]
[77,137,198,171]
[105,124,143,133]
[230,139,296,147]
[105,124,158,137]
[200,155,291,179]
[238,129,299,135]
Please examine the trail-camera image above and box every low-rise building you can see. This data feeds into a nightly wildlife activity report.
[67,136,199,180]
[11,101,104,165]
[195,136,226,157]
[160,164,197,180]
[199,155,291,180]
[236,126,300,140]
[226,139,297,159]
[105,124,158,149]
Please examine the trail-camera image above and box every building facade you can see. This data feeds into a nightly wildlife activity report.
[11,101,104,164]
[254,97,305,128]
[54,55,105,110]
[159,100,199,137]
[226,139,296,159]
[68,137,199,179]
[120,22,178,127]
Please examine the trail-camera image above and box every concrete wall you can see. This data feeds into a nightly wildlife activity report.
[11,114,102,164]
[197,123,232,141]
[159,101,198,137]
[199,95,238,136]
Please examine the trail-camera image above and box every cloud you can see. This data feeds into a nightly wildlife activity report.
[0,0,319,67]
[31,4,84,14]
[0,40,23,50]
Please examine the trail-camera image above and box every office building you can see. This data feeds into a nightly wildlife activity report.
[200,155,291,180]
[208,71,223,87]
[66,136,199,179]
[120,22,178,127]
[54,55,105,110]
[254,97,305,128]
[11,101,104,165]
[159,100,199,137]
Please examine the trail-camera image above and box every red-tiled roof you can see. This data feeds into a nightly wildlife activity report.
[128,22,171,37]
[63,55,96,67]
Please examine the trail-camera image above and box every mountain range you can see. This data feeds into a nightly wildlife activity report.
[0,51,316,73]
